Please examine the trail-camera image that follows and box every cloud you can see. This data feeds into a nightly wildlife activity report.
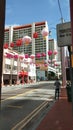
[5,24,20,29]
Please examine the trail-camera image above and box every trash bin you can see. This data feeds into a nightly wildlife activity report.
[66,85,72,102]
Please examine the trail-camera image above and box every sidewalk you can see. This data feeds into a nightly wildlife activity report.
[36,88,73,130]
[2,81,50,92]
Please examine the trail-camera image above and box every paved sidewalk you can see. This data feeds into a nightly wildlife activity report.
[36,88,73,130]
[2,82,40,92]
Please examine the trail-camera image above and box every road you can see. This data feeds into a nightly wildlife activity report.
[0,82,55,130]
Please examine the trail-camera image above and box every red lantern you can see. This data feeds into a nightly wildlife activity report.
[36,53,41,58]
[10,42,15,47]
[48,50,53,56]
[53,50,58,55]
[14,54,18,59]
[41,52,46,57]
[36,64,40,67]
[54,63,58,66]
[48,59,51,63]
[44,64,48,67]
[16,39,22,46]
[33,32,38,38]
[25,54,29,58]
[30,54,35,59]
[4,43,9,49]
[19,55,24,60]
[6,53,14,58]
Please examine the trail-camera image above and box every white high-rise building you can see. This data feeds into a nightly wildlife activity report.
[4,21,61,81]
[4,21,49,61]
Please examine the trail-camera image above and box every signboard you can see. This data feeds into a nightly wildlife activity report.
[40,66,48,71]
[56,22,72,47]
[35,60,45,64]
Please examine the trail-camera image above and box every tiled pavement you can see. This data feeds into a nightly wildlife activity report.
[36,88,73,130]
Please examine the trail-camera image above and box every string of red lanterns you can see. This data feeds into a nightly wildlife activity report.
[3,43,9,49]
[16,39,22,46]
[33,32,38,38]
[3,27,59,71]
[10,42,15,48]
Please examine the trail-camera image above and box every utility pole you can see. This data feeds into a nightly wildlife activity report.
[0,0,6,109]
[57,0,66,87]
[60,18,66,87]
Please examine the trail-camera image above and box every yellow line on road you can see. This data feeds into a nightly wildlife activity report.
[2,89,34,102]
[7,105,23,109]
[11,101,49,130]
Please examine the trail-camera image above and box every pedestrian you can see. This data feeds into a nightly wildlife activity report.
[54,78,61,100]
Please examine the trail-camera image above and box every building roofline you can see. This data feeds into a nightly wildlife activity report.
[5,21,46,31]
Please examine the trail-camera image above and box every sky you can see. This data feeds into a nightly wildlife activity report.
[5,0,70,38]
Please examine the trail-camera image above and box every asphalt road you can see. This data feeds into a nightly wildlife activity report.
[0,82,55,130]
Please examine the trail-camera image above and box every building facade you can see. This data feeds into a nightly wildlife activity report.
[4,21,61,81]
[3,48,36,85]
[48,39,61,79]
[4,21,49,60]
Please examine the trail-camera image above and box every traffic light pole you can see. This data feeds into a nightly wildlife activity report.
[0,0,6,110]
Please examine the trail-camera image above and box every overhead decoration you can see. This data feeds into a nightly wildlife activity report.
[54,63,59,66]
[4,43,9,49]
[10,42,15,48]
[41,27,49,39]
[19,55,24,60]
[6,53,14,58]
[33,32,38,38]
[53,50,58,55]
[25,54,29,58]
[52,59,56,62]
[48,50,53,56]
[44,63,48,67]
[36,64,40,67]
[30,54,35,59]
[36,53,41,58]
[22,36,32,45]
[48,59,51,63]
[41,52,46,57]
[14,54,19,59]
[16,39,22,46]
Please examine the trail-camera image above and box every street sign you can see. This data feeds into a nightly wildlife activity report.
[56,22,72,47]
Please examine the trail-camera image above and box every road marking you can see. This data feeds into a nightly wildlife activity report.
[1,89,34,102]
[7,105,23,109]
[11,101,49,130]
